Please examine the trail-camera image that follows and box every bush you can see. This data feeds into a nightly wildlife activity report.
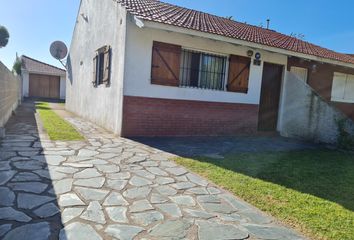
[337,119,354,150]
[12,58,21,75]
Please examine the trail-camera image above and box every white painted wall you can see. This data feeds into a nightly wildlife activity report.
[21,70,29,98]
[66,0,127,134]
[279,72,354,143]
[60,77,66,100]
[124,20,288,105]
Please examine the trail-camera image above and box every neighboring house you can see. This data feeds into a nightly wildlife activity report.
[67,0,354,141]
[21,55,66,100]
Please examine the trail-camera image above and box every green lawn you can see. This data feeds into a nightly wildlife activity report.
[36,102,84,141]
[175,150,354,240]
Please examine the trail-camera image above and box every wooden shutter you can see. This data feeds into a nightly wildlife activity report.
[103,46,111,86]
[151,41,181,86]
[93,54,98,87]
[227,55,251,93]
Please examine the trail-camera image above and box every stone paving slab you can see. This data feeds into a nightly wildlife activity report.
[0,101,307,240]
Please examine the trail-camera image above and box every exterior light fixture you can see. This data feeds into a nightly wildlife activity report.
[253,52,262,66]
[255,52,261,60]
[312,64,317,73]
[247,50,254,57]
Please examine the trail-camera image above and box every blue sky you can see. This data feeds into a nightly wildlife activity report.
[1,0,354,69]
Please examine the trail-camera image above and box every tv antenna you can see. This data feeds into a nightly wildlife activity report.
[50,41,68,69]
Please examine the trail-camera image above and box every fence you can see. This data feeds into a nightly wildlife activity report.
[0,60,21,137]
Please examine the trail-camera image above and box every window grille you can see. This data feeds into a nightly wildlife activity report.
[179,49,227,90]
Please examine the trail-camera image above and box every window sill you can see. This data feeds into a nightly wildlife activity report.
[331,98,354,104]
[179,85,226,92]
[179,86,248,94]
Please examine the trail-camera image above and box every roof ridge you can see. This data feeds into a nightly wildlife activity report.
[118,0,354,66]
[21,55,66,72]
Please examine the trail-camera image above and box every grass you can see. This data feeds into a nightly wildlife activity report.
[174,150,354,240]
[36,102,84,141]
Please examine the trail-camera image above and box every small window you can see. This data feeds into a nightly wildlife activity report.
[290,66,308,82]
[331,72,354,103]
[180,49,227,90]
[93,46,111,87]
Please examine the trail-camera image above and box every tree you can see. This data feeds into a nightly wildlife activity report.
[0,25,10,48]
[12,57,22,75]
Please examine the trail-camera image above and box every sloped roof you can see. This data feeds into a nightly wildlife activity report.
[21,55,66,76]
[118,0,354,65]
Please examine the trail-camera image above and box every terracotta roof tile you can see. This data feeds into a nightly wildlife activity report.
[21,55,66,76]
[118,0,354,65]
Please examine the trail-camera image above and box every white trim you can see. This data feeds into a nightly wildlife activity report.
[276,65,287,132]
[140,18,354,69]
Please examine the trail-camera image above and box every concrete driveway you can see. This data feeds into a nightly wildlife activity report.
[0,101,305,240]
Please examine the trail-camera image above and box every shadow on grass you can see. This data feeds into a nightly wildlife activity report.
[190,150,354,212]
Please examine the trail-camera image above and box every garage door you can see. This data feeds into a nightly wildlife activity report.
[29,74,60,99]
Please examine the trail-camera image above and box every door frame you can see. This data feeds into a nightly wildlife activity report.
[258,62,285,132]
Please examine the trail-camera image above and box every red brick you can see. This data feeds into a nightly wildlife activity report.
[122,96,259,137]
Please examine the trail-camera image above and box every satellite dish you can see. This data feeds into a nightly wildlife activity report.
[50,41,68,60]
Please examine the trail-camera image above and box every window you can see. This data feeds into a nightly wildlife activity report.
[180,49,227,90]
[150,41,251,93]
[290,66,308,82]
[331,72,354,103]
[93,46,111,87]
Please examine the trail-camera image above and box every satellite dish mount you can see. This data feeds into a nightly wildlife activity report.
[50,41,68,69]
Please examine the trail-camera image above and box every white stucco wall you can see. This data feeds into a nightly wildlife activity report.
[279,72,354,143]
[21,70,29,98]
[60,77,66,100]
[124,20,288,105]
[66,0,127,134]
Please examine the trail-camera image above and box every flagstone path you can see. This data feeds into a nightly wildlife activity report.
[0,101,306,240]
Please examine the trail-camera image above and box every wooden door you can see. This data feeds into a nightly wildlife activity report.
[258,63,283,131]
[29,74,60,98]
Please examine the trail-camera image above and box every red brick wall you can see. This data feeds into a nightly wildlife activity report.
[122,96,259,137]
[288,57,354,120]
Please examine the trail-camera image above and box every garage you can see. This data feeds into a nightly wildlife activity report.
[21,55,66,100]
[29,74,60,98]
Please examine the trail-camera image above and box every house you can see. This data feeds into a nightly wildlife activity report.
[21,55,66,100]
[66,0,354,142]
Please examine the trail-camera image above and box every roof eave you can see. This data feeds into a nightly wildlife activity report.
[137,18,354,69]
